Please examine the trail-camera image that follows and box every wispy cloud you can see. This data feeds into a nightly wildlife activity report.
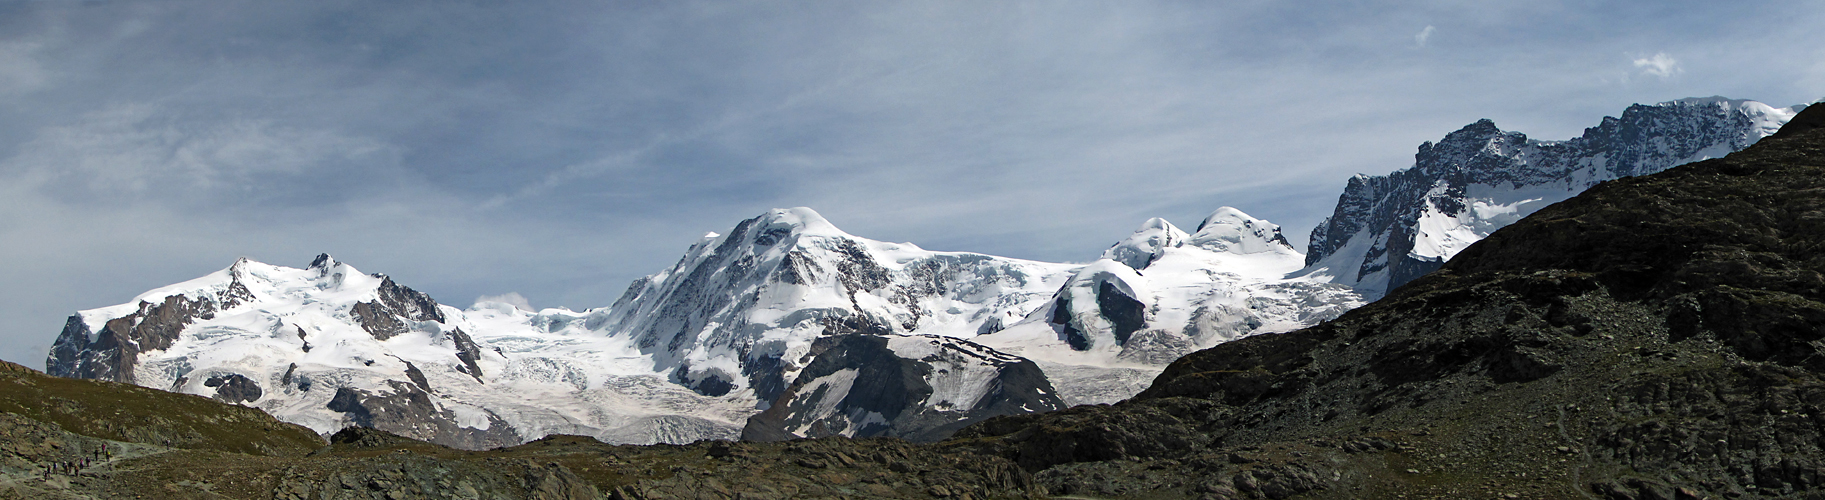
[1415,25,1436,47]
[10,104,397,199]
[1632,52,1681,80]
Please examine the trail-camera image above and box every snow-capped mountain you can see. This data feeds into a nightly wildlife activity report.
[741,334,1061,442]
[594,207,1076,397]
[47,255,757,449]
[44,208,1080,447]
[591,207,1075,440]
[975,208,1365,405]
[1300,97,1804,297]
[46,97,1797,449]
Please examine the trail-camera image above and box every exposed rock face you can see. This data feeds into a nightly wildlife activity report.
[955,103,1825,498]
[47,272,253,383]
[1046,259,1152,352]
[327,381,522,450]
[449,327,487,381]
[204,373,263,404]
[353,275,447,341]
[1303,97,1802,297]
[741,334,1064,442]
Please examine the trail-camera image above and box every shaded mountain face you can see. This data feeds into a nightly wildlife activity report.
[955,103,1825,498]
[741,334,1063,443]
[1302,97,1801,298]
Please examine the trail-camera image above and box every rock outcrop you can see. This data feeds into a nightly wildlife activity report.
[741,334,1064,442]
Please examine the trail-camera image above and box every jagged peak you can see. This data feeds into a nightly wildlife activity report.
[309,253,336,270]
[1663,95,1745,107]
[1443,118,1505,142]
[1189,207,1295,255]
[1630,97,1799,127]
[1654,96,1792,111]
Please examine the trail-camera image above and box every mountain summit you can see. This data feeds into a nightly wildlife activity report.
[1300,97,1803,297]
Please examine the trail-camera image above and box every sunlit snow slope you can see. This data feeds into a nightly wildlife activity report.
[47,255,754,448]
[976,208,1365,405]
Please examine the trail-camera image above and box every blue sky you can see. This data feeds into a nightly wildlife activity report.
[1,0,1820,365]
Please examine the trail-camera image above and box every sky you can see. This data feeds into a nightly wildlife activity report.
[1,0,1821,366]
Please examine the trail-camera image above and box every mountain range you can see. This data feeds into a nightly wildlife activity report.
[43,96,1805,450]
[7,99,1824,499]
[1301,97,1800,297]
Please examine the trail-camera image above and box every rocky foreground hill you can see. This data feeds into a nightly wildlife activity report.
[951,102,1825,499]
[3,102,1823,499]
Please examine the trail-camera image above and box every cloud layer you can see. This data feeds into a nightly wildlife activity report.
[1,1,1821,365]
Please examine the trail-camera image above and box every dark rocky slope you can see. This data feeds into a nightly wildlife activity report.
[0,359,1045,499]
[0,360,323,457]
[953,103,1825,499]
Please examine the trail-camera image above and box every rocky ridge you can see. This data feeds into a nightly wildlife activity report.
[1302,97,1802,297]
[953,101,1825,498]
